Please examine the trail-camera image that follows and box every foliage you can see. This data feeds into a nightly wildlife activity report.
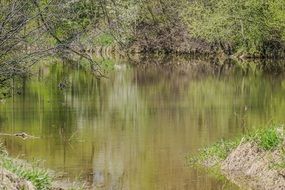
[37,0,101,43]
[1,0,285,82]
[252,126,283,150]
[94,33,115,46]
[183,0,285,56]
[0,0,110,81]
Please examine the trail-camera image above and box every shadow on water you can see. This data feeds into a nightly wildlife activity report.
[0,55,285,189]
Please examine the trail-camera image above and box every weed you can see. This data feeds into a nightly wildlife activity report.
[0,157,52,189]
[187,139,239,167]
[253,126,282,150]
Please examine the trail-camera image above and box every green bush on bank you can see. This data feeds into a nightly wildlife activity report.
[183,0,285,57]
[100,0,285,57]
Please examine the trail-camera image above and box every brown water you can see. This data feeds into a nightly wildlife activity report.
[0,58,285,189]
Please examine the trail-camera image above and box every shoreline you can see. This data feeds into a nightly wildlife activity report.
[188,125,285,190]
[0,144,85,190]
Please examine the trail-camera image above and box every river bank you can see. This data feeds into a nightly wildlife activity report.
[0,143,84,190]
[188,125,285,190]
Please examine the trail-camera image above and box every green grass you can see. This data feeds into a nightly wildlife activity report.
[199,139,239,160]
[94,33,114,46]
[0,155,52,189]
[188,124,284,168]
[0,144,52,189]
[187,139,239,167]
[253,127,282,150]
[0,143,84,190]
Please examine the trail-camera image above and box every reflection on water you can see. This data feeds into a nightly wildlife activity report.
[1,57,285,189]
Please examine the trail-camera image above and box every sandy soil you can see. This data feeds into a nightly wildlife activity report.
[221,142,285,190]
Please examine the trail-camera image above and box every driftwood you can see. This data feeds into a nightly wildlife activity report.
[0,132,39,140]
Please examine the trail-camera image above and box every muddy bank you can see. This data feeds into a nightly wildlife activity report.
[189,126,285,190]
[0,150,85,190]
[0,164,84,190]
[222,142,285,190]
[0,168,35,190]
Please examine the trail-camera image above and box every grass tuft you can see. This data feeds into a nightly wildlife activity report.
[254,127,282,150]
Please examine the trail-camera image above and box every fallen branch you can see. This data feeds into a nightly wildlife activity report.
[0,132,39,140]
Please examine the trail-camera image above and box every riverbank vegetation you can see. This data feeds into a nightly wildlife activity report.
[0,143,84,190]
[1,0,285,88]
[184,0,285,58]
[188,124,285,189]
[1,0,285,68]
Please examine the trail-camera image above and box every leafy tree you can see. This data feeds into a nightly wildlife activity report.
[183,0,285,57]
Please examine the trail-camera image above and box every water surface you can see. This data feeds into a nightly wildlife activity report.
[1,58,285,189]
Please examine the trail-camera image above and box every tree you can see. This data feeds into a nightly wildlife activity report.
[183,0,285,57]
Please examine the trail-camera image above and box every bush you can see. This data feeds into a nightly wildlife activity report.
[183,0,285,57]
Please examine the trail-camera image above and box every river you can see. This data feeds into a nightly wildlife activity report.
[0,57,285,189]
